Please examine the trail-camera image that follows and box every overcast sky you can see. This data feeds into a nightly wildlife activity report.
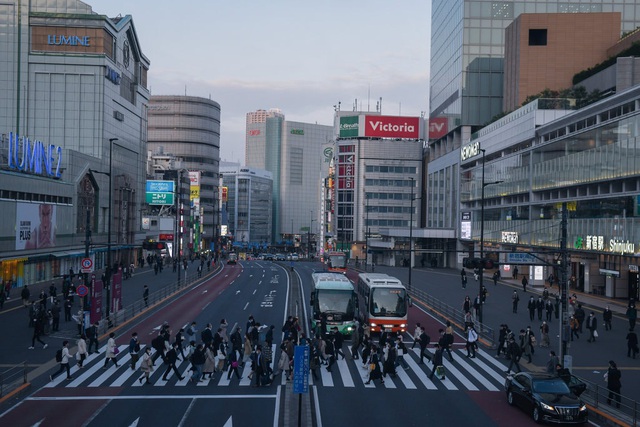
[89,0,432,164]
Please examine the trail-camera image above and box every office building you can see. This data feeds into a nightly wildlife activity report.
[147,95,221,254]
[245,109,332,245]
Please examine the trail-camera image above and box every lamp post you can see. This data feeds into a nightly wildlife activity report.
[365,197,370,271]
[308,211,316,259]
[106,137,117,327]
[478,148,503,326]
[408,177,415,292]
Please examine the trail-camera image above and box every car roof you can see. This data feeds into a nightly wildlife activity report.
[517,372,561,380]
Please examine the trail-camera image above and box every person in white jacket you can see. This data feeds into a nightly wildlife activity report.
[76,334,88,368]
[103,332,120,368]
[50,340,73,381]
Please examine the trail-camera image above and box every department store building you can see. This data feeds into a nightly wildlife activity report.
[0,0,150,289]
[460,86,640,301]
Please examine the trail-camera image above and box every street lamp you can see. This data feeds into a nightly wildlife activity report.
[105,138,117,327]
[308,211,316,259]
[408,177,416,291]
[365,196,370,271]
[478,148,503,326]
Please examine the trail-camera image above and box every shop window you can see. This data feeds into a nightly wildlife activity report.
[529,29,547,46]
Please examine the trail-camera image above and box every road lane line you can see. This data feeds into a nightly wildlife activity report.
[243,302,249,310]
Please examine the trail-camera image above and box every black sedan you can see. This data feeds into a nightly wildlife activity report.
[505,372,588,424]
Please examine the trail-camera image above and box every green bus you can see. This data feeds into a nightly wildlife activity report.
[310,272,358,336]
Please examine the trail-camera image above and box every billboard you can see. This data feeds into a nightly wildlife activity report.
[339,116,359,138]
[16,203,57,250]
[364,115,420,139]
[428,117,448,140]
[146,180,174,206]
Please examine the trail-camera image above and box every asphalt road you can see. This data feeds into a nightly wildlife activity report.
[1,261,617,426]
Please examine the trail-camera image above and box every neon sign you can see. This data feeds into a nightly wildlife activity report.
[5,132,62,178]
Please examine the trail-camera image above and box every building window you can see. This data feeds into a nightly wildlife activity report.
[529,29,547,46]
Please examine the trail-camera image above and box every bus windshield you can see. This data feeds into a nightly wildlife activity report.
[316,289,356,318]
[328,253,347,269]
[369,288,407,317]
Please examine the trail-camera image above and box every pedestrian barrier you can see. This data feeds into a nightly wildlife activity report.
[408,286,496,348]
[0,361,28,400]
[576,375,639,427]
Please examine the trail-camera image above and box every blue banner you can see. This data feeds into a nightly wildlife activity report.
[293,345,309,394]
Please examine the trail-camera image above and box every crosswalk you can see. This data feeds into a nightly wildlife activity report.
[45,344,511,392]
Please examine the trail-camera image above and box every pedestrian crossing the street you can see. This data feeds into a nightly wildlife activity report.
[45,343,511,392]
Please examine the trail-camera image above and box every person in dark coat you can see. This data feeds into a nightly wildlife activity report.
[418,327,431,364]
[606,360,622,408]
[162,343,184,381]
[365,345,384,385]
[603,306,613,331]
[626,328,638,359]
[586,312,598,343]
[429,343,444,380]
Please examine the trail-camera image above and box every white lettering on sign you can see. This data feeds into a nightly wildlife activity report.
[368,120,415,133]
[586,235,604,251]
[610,239,635,255]
[501,231,518,244]
[461,141,480,161]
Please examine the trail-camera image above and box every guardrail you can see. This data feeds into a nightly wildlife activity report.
[577,375,639,426]
[409,286,496,348]
[97,268,215,334]
[0,362,28,399]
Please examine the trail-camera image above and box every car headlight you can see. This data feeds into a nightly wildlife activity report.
[540,402,555,412]
[579,404,587,412]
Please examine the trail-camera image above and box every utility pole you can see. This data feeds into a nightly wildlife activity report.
[84,208,91,312]
[560,202,569,362]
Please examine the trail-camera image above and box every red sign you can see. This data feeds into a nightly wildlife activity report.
[364,115,420,139]
[111,269,122,313]
[159,233,174,241]
[90,278,103,324]
[248,129,260,136]
[428,117,448,139]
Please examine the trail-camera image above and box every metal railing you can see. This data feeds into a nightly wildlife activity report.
[97,269,214,334]
[577,375,639,426]
[0,362,28,399]
[409,286,496,348]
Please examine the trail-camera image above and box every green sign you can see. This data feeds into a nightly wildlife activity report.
[339,116,359,138]
[290,129,304,135]
[146,192,174,205]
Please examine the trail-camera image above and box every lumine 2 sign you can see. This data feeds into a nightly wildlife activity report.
[47,35,90,46]
[4,132,62,179]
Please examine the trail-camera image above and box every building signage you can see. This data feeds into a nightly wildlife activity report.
[428,117,448,140]
[501,231,518,244]
[248,129,261,136]
[47,35,90,46]
[146,180,174,193]
[323,147,333,163]
[5,132,62,178]
[339,116,359,138]
[105,66,121,85]
[364,115,420,139]
[159,233,174,241]
[290,129,304,135]
[461,141,480,162]
[575,235,636,255]
[609,239,635,255]
[506,252,538,264]
[460,212,471,240]
[146,192,174,205]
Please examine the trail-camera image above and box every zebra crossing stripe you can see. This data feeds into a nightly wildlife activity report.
[451,351,499,392]
[357,363,376,388]
[337,359,355,387]
[468,351,507,385]
[319,363,334,387]
[88,346,130,387]
[109,354,136,387]
[395,365,417,389]
[239,364,252,386]
[435,350,478,391]
[476,350,509,371]
[403,353,440,390]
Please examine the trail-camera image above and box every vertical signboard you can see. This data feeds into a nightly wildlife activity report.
[339,116,359,138]
[90,277,103,324]
[293,345,310,394]
[111,268,123,312]
[460,212,471,240]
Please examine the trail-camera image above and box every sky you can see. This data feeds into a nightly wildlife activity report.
[88,0,432,164]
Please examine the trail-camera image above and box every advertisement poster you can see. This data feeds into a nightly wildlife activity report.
[16,202,57,250]
[111,269,123,312]
[90,278,103,324]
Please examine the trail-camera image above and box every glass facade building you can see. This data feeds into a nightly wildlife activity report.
[461,87,640,299]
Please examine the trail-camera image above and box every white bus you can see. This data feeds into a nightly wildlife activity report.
[356,273,408,334]
[310,272,358,336]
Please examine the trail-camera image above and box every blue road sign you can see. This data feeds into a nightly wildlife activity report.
[293,345,309,394]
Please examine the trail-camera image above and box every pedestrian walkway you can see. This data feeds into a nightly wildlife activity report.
[45,339,511,392]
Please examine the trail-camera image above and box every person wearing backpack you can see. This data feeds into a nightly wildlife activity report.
[50,340,72,381]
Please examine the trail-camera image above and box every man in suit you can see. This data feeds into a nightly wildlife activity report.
[162,343,184,381]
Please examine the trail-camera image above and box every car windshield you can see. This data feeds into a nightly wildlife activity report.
[316,289,355,318]
[532,378,571,394]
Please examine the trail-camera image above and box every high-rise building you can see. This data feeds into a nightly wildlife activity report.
[245,109,332,245]
[426,0,640,269]
[430,1,640,130]
[148,96,221,255]
[219,163,273,249]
